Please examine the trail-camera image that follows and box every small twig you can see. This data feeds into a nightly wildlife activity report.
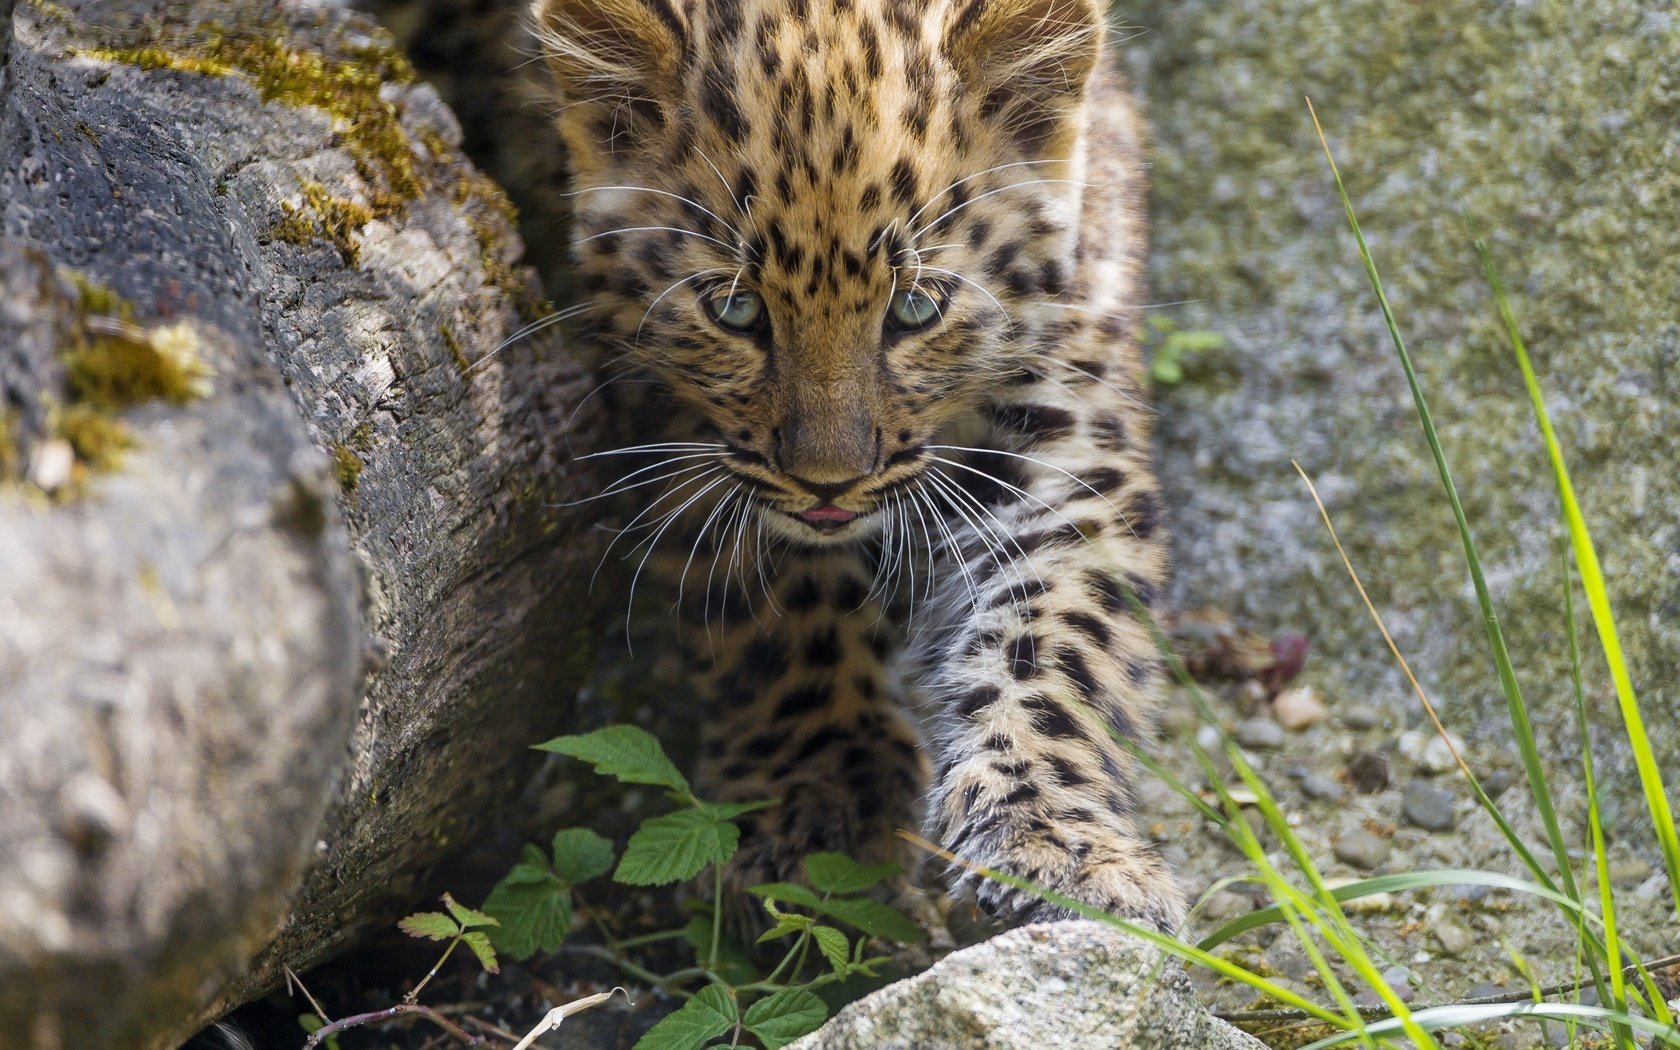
[301,1003,485,1049]
[285,965,333,1025]
[461,1015,527,1043]
[407,934,464,1004]
[1218,953,1680,1026]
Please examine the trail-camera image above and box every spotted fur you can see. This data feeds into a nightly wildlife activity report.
[535,0,1186,932]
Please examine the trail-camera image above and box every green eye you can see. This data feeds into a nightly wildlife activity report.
[703,288,766,333]
[887,288,942,330]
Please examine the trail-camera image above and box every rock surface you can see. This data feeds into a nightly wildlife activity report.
[788,922,1266,1050]
[0,1,602,1047]
[1117,0,1678,816]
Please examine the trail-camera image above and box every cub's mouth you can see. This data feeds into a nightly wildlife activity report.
[788,502,862,535]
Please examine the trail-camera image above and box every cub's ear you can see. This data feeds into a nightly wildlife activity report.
[944,0,1103,154]
[530,0,686,106]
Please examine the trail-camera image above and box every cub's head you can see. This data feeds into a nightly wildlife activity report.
[534,0,1104,544]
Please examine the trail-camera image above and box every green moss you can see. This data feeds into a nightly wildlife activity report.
[52,403,132,475]
[440,323,470,374]
[272,180,377,266]
[81,16,424,208]
[0,410,21,483]
[331,443,364,492]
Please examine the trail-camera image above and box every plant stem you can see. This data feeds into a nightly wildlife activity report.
[302,1003,485,1049]
[406,936,462,1004]
[708,862,724,972]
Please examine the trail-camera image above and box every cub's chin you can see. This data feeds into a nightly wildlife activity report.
[762,506,878,547]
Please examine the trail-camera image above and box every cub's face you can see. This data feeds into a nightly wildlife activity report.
[536,0,1101,544]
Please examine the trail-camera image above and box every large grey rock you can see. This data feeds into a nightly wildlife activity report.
[1117,2,1678,821]
[790,922,1265,1050]
[0,1,602,1047]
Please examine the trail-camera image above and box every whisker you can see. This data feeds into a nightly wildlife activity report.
[577,226,736,252]
[565,184,743,243]
[911,178,1083,242]
[903,158,1072,233]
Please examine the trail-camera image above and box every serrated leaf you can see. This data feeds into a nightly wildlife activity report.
[743,881,822,910]
[442,892,498,929]
[632,984,736,1050]
[537,725,690,794]
[742,988,827,1049]
[551,827,615,884]
[755,916,810,944]
[810,924,850,975]
[803,853,900,895]
[615,809,737,886]
[461,930,500,974]
[694,799,773,821]
[816,897,925,943]
[397,911,458,941]
[482,874,571,959]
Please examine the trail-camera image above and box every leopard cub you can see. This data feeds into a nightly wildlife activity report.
[534,0,1185,933]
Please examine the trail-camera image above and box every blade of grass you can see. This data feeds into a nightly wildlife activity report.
[1198,870,1600,952]
[1564,549,1635,1047]
[1305,99,1582,913]
[1478,241,1680,914]
[1297,1002,1680,1050]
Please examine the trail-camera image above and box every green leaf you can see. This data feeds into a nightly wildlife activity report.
[396,911,458,942]
[744,882,822,910]
[632,984,736,1050]
[499,843,553,885]
[461,930,500,974]
[810,924,850,976]
[482,873,571,959]
[551,827,615,884]
[615,809,738,886]
[803,853,899,895]
[817,897,925,943]
[537,725,690,794]
[755,915,811,944]
[442,892,498,929]
[743,988,828,1049]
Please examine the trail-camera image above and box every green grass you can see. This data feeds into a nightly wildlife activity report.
[954,102,1680,1049]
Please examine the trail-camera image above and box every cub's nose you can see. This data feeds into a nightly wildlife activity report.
[787,473,867,502]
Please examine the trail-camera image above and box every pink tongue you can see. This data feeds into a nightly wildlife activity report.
[798,504,858,524]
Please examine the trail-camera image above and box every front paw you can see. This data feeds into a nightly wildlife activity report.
[955,822,1186,935]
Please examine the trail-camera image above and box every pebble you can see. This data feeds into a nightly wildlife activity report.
[1234,718,1286,750]
[1273,685,1328,730]
[1347,750,1390,793]
[1402,779,1458,830]
[1333,827,1392,870]
[1433,921,1474,957]
[1201,890,1252,921]
[1482,768,1515,798]
[1398,729,1466,774]
[1298,772,1347,802]
[1339,702,1383,730]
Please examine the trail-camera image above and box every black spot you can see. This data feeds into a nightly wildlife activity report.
[1092,411,1129,451]
[835,575,867,609]
[1001,781,1040,805]
[984,402,1075,441]
[774,681,834,720]
[957,685,1001,720]
[804,626,841,666]
[793,726,849,762]
[785,575,822,610]
[1007,635,1039,679]
[889,157,918,206]
[1020,695,1083,739]
[1082,466,1128,495]
[743,733,781,758]
[1062,610,1112,647]
[1045,753,1090,787]
[1122,490,1160,540]
[742,635,790,680]
[1055,646,1100,700]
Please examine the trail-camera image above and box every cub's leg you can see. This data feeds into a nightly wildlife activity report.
[912,372,1186,933]
[679,546,925,893]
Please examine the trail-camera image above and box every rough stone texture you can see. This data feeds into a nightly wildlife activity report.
[0,1,602,1047]
[1115,1,1678,825]
[789,922,1266,1050]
